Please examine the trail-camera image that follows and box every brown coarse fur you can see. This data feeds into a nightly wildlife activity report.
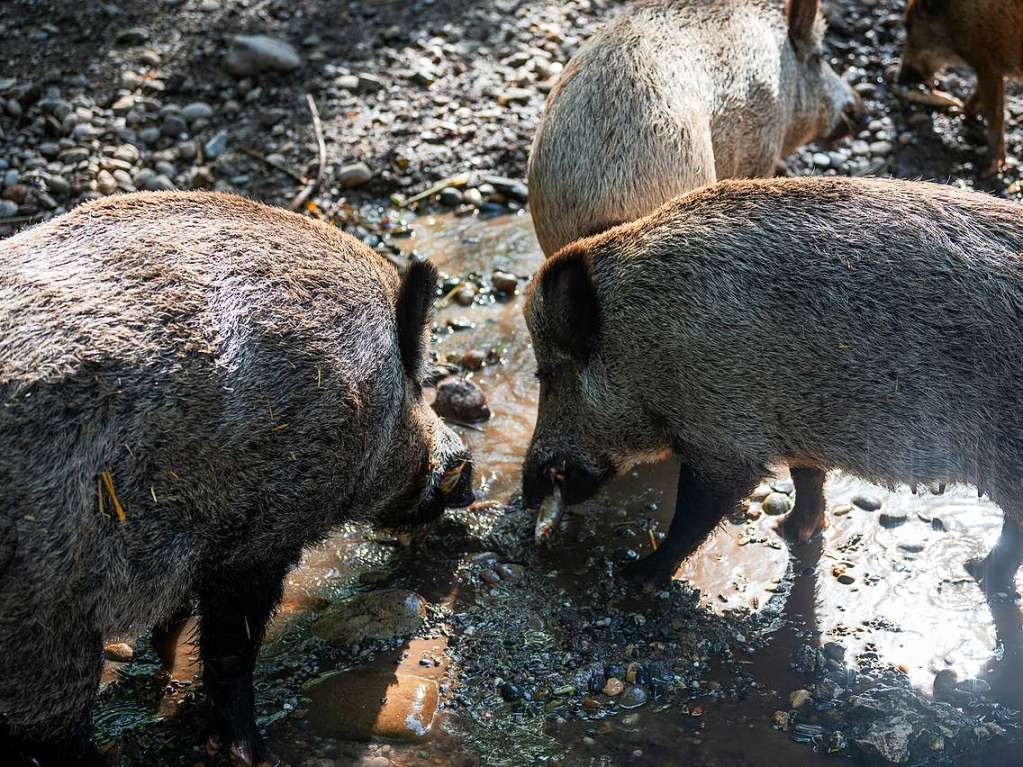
[899,0,1023,176]
[522,176,1023,588]
[527,0,863,257]
[0,192,472,764]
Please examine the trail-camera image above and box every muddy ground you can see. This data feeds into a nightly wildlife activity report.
[3,0,1023,765]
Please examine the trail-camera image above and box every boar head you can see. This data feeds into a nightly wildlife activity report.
[783,0,865,148]
[372,260,474,531]
[521,246,671,508]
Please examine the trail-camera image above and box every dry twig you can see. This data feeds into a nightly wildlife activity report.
[289,93,327,211]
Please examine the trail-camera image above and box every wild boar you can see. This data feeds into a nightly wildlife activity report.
[0,192,473,766]
[897,0,1023,177]
[527,0,865,258]
[521,176,1023,595]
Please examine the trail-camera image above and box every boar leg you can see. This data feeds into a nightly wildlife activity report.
[780,467,827,544]
[199,562,289,767]
[623,464,758,591]
[967,516,1023,596]
[976,68,1006,178]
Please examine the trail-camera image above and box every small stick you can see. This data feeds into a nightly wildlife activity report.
[100,470,126,524]
[241,147,308,184]
[289,93,327,211]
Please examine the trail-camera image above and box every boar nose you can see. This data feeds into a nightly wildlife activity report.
[522,458,556,509]
[440,454,474,508]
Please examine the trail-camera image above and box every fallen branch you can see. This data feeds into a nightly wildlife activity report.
[289,93,327,211]
[242,147,307,184]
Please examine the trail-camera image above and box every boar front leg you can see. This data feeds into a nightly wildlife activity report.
[199,561,290,767]
[623,464,758,591]
[975,67,1006,178]
[967,516,1023,596]
[779,467,827,544]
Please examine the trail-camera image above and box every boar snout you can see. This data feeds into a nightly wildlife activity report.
[522,453,611,508]
[440,450,475,509]
[825,89,866,144]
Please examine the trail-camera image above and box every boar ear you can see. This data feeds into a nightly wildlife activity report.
[541,248,600,361]
[396,259,439,380]
[787,0,820,55]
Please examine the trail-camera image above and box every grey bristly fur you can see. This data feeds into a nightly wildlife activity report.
[524,175,1023,525]
[527,0,863,256]
[0,191,468,743]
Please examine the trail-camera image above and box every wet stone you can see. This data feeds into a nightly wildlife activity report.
[762,492,792,516]
[494,563,523,582]
[303,669,438,741]
[104,642,134,663]
[851,493,882,511]
[339,162,372,188]
[602,677,624,696]
[433,377,490,422]
[618,685,648,709]
[789,689,812,708]
[311,589,426,646]
[879,509,908,528]
[491,271,518,294]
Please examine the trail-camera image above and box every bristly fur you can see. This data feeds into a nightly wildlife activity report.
[527,0,862,256]
[0,191,468,753]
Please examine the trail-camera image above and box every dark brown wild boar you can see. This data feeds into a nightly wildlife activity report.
[897,0,1023,177]
[0,192,473,766]
[527,0,865,258]
[521,176,1023,594]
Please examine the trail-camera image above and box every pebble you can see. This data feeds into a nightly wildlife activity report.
[869,140,892,156]
[879,509,908,528]
[789,689,812,708]
[439,187,463,206]
[602,677,624,696]
[0,200,19,218]
[761,492,791,516]
[357,73,386,93]
[432,377,490,422]
[203,129,229,159]
[480,569,501,585]
[832,504,853,517]
[339,162,373,188]
[460,349,486,370]
[96,170,117,195]
[491,271,518,294]
[618,685,648,709]
[116,27,150,46]
[811,152,831,169]
[103,642,134,663]
[181,102,214,122]
[851,493,882,511]
[495,563,523,581]
[161,114,188,137]
[225,35,302,76]
[114,144,140,164]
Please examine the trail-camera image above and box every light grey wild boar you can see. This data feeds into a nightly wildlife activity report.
[897,0,1023,178]
[527,0,865,257]
[0,192,473,767]
[522,176,1023,594]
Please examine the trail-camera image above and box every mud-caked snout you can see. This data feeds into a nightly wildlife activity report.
[424,422,475,514]
[521,449,612,509]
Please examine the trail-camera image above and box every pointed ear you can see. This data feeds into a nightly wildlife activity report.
[787,0,820,55]
[396,259,438,379]
[540,248,600,361]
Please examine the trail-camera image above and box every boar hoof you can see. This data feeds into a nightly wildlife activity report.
[778,511,827,545]
[979,158,1005,180]
[206,734,280,767]
[622,554,678,592]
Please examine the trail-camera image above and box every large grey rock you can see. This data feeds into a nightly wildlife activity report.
[225,35,302,76]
